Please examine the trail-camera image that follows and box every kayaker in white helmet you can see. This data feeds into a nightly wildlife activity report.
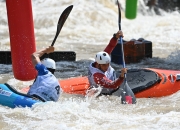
[87,30,127,97]
[27,46,60,102]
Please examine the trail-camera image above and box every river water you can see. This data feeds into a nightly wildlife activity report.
[0,0,180,130]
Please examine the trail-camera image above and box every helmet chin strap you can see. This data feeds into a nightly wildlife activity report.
[47,68,55,74]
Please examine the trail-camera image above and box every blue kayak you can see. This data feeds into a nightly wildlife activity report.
[0,83,40,108]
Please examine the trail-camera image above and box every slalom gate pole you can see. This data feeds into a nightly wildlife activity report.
[6,0,37,81]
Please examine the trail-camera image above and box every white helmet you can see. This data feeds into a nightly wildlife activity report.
[41,58,56,69]
[95,51,111,64]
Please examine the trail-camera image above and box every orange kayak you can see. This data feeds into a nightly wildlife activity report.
[135,68,180,98]
[21,68,180,98]
[21,76,90,95]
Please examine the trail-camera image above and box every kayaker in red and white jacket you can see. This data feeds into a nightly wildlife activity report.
[87,30,127,97]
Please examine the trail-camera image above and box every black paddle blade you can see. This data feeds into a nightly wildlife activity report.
[117,0,121,30]
[121,81,136,104]
[51,5,73,46]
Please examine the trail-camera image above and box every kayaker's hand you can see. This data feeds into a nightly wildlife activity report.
[86,87,102,98]
[120,68,127,78]
[115,30,124,39]
[45,46,55,54]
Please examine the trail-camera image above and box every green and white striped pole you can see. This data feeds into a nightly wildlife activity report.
[125,0,138,19]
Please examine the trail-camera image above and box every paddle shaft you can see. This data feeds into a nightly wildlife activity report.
[117,0,126,79]
[51,5,73,46]
[117,0,136,104]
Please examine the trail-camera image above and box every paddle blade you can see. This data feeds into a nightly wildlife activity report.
[51,5,73,46]
[121,81,136,104]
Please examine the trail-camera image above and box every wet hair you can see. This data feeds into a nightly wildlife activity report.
[47,68,55,74]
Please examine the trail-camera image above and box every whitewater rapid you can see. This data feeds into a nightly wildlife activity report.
[0,0,180,130]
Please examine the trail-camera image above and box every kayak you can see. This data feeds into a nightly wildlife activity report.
[2,68,180,108]
[22,68,180,98]
[134,68,180,98]
[0,83,40,108]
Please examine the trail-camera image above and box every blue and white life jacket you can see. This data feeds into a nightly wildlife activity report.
[27,71,60,102]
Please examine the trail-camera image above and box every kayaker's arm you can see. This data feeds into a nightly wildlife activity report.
[104,30,123,54]
[93,70,126,89]
[31,46,55,67]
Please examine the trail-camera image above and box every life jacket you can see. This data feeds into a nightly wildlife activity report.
[88,62,116,95]
[27,71,60,102]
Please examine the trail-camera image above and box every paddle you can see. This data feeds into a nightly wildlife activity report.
[51,5,73,46]
[43,5,73,58]
[117,0,136,104]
